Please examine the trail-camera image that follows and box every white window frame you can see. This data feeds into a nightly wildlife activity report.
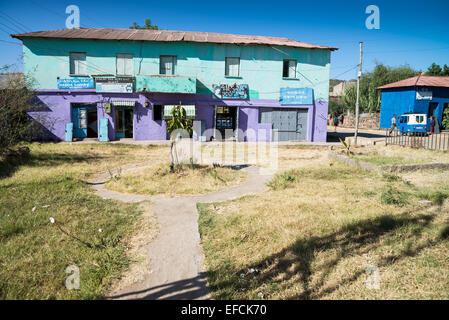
[116,53,134,76]
[283,59,297,79]
[160,55,176,75]
[225,57,240,77]
[70,52,87,76]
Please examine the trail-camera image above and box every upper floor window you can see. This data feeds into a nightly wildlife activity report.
[116,53,133,76]
[70,52,86,75]
[225,57,240,77]
[160,55,176,75]
[283,59,297,78]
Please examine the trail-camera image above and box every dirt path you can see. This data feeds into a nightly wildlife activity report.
[91,165,273,300]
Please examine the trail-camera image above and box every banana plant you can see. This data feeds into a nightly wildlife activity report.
[339,137,352,156]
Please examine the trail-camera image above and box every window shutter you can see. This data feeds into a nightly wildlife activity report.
[117,54,125,75]
[288,60,296,78]
[117,54,133,76]
[160,56,175,75]
[70,53,86,75]
[226,58,239,77]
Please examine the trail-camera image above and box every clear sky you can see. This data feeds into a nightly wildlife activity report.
[1,0,448,80]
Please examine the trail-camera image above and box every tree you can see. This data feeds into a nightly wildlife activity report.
[426,63,449,76]
[129,19,158,30]
[166,103,193,171]
[0,65,41,155]
[427,63,443,76]
[341,63,417,114]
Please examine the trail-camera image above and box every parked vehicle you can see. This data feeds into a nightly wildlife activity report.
[396,113,429,135]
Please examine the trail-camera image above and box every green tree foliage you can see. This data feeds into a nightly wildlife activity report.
[166,104,193,136]
[341,63,418,113]
[442,107,449,130]
[0,66,40,154]
[328,100,345,115]
[426,63,449,76]
[129,19,158,30]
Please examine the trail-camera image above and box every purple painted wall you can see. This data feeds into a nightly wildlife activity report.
[30,90,328,142]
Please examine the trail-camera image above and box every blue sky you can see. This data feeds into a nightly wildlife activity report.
[1,0,448,80]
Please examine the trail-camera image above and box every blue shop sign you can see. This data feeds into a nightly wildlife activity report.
[280,88,313,105]
[57,78,94,89]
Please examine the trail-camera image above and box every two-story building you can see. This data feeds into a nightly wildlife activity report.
[12,28,337,142]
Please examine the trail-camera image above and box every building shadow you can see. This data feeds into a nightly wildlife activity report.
[0,152,103,180]
[107,272,209,300]
[327,131,386,142]
[207,211,444,300]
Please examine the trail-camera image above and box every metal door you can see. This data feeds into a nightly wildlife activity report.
[259,108,308,141]
[99,118,109,142]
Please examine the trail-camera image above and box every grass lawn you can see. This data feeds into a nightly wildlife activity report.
[352,154,422,166]
[105,163,247,196]
[0,143,162,299]
[352,145,449,166]
[198,152,449,299]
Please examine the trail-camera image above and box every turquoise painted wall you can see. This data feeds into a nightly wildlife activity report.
[23,38,331,101]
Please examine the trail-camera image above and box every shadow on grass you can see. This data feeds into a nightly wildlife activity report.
[0,152,103,179]
[207,212,443,300]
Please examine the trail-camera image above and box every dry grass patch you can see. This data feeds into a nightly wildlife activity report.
[353,145,449,166]
[105,163,247,196]
[0,142,162,299]
[198,161,449,300]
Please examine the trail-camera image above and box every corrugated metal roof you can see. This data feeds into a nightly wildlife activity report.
[11,28,338,51]
[377,75,449,89]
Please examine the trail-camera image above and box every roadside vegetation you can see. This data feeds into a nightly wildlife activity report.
[198,146,449,300]
[0,143,162,299]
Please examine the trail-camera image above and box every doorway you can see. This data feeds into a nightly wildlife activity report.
[428,102,438,118]
[215,106,237,139]
[72,104,98,139]
[115,107,133,139]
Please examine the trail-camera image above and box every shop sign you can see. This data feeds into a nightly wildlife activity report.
[213,83,248,99]
[57,78,94,89]
[104,103,111,114]
[416,88,432,100]
[280,88,313,105]
[96,77,134,93]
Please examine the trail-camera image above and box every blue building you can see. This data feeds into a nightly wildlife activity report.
[378,75,449,130]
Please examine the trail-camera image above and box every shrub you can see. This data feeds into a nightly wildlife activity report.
[267,170,299,190]
[381,185,408,206]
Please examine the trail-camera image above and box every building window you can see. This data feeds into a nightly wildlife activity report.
[225,57,240,77]
[70,52,87,75]
[153,105,163,121]
[116,53,133,76]
[160,55,176,75]
[283,59,297,78]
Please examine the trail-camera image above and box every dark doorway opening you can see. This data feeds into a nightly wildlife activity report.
[428,102,438,118]
[216,106,237,139]
[86,108,98,138]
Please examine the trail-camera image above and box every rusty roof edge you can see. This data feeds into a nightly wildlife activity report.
[10,28,339,50]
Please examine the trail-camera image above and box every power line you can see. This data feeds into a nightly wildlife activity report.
[0,12,31,33]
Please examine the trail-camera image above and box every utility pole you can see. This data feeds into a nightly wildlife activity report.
[354,41,363,145]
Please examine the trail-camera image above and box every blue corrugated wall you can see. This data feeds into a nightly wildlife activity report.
[379,88,416,128]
